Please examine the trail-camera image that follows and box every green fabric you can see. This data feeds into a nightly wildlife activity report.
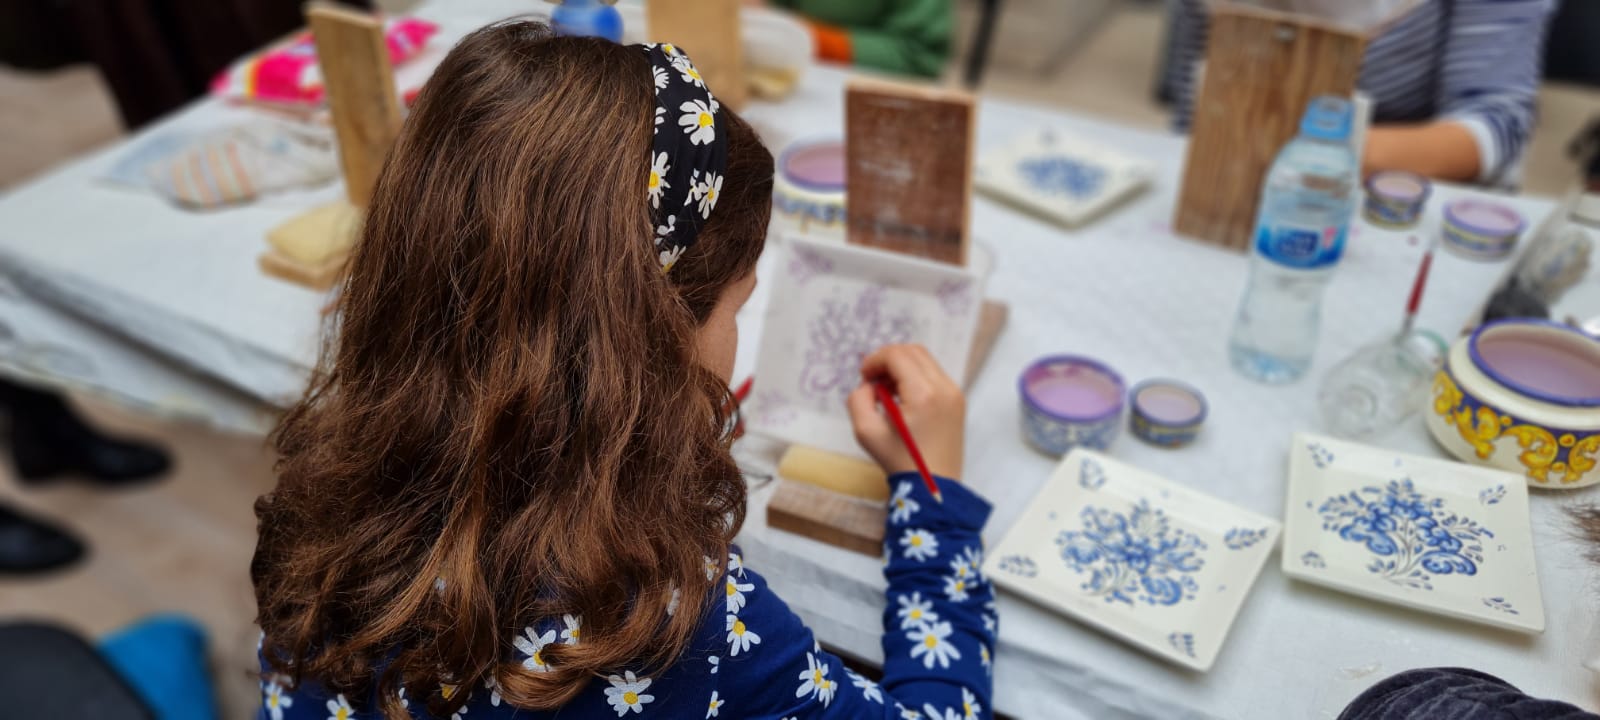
[769,0,952,77]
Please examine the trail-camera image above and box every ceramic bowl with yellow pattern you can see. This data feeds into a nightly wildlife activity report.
[1426,320,1600,489]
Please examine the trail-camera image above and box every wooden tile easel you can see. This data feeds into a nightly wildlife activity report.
[1174,3,1367,252]
[645,0,748,111]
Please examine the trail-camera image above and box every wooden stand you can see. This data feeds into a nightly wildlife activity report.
[1174,4,1367,252]
[845,79,976,266]
[261,3,403,290]
[645,0,749,111]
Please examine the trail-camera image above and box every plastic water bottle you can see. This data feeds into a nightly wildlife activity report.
[551,0,623,43]
[1228,96,1358,384]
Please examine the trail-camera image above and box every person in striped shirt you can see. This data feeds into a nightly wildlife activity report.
[1170,0,1557,187]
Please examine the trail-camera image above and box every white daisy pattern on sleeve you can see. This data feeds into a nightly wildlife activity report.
[263,678,293,720]
[943,568,972,602]
[706,690,724,718]
[604,671,655,716]
[846,669,884,704]
[728,551,745,578]
[890,481,921,524]
[794,651,836,706]
[923,704,962,720]
[726,573,754,614]
[725,613,761,656]
[483,676,501,707]
[900,528,939,562]
[896,592,940,629]
[451,704,469,720]
[513,626,557,673]
[960,687,982,719]
[907,620,961,669]
[326,694,356,720]
[561,614,583,645]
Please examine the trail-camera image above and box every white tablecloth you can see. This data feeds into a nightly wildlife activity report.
[0,2,1593,716]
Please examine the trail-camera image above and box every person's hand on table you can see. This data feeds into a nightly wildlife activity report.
[847,344,965,481]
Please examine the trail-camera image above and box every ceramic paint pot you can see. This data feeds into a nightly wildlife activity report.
[773,139,846,236]
[1425,319,1600,488]
[1129,380,1207,448]
[1362,171,1430,229]
[1441,199,1525,261]
[1019,356,1125,456]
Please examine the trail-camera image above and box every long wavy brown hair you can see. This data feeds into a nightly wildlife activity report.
[251,21,772,719]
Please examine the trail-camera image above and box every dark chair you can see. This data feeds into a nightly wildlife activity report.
[0,622,155,720]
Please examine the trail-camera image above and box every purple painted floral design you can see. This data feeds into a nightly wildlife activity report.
[935,279,974,317]
[800,287,917,404]
[744,390,798,428]
[787,246,835,287]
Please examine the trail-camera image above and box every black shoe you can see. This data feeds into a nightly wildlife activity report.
[5,394,170,487]
[0,504,84,574]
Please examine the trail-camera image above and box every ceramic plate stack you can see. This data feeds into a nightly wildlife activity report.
[982,450,1280,671]
[975,127,1153,228]
[1282,433,1545,633]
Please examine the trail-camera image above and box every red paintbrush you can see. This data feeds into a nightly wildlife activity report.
[873,381,944,503]
[1400,240,1435,339]
[730,376,754,438]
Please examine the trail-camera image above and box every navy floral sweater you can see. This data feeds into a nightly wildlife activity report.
[259,473,995,719]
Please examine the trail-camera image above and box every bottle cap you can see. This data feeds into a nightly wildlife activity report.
[1300,95,1353,143]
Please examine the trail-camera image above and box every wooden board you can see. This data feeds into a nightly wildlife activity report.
[966,300,1007,388]
[845,80,976,266]
[260,200,361,290]
[307,2,402,208]
[1174,4,1366,251]
[767,479,886,557]
[646,0,749,111]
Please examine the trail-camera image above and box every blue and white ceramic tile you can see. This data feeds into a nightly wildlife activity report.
[1283,433,1545,634]
[975,127,1153,228]
[980,450,1281,672]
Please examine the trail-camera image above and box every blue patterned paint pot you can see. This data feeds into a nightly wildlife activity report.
[1362,171,1430,229]
[1019,355,1125,456]
[1129,380,1207,448]
[773,139,846,236]
[1442,199,1525,261]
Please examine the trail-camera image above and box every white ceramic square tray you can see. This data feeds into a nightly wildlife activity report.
[982,450,1281,671]
[975,127,1152,228]
[1282,433,1545,634]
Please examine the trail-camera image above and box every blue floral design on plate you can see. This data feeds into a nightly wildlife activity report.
[1167,632,1196,658]
[1307,442,1335,469]
[1301,552,1325,569]
[1482,597,1519,615]
[1224,527,1269,550]
[1317,478,1493,591]
[1478,485,1506,506]
[995,554,1038,578]
[1055,500,1207,606]
[1080,458,1107,490]
[1015,155,1107,200]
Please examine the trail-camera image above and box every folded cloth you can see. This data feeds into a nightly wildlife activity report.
[133,120,337,209]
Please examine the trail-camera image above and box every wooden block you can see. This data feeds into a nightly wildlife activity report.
[778,445,889,501]
[307,2,403,208]
[261,200,362,290]
[767,479,885,557]
[1174,4,1366,251]
[646,0,749,110]
[845,79,975,266]
[258,249,347,291]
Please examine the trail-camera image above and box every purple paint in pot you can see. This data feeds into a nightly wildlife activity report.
[1471,321,1600,405]
[1369,173,1427,202]
[1134,383,1206,425]
[781,141,846,191]
[1450,201,1522,234]
[1023,359,1123,419]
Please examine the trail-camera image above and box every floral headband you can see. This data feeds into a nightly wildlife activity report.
[640,43,728,272]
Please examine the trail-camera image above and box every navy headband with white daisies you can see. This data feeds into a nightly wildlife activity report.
[639,43,728,272]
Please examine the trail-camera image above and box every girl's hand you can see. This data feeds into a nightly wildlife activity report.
[846,344,966,480]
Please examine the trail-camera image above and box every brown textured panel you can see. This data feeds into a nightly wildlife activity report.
[646,0,749,110]
[767,479,886,557]
[1174,4,1366,252]
[845,79,975,266]
[306,2,401,209]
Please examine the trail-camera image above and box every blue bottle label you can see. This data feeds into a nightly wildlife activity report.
[1256,223,1346,269]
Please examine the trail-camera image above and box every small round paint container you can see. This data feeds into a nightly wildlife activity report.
[1362,171,1431,229]
[1128,380,1208,448]
[1018,355,1125,456]
[773,139,846,235]
[1442,198,1525,261]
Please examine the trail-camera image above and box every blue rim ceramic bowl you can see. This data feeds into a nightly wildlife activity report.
[1018,355,1126,456]
[1425,319,1600,488]
[1441,198,1525,261]
[773,139,846,235]
[1128,379,1208,448]
[1362,171,1431,229]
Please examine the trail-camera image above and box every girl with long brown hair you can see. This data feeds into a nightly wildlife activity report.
[252,19,996,720]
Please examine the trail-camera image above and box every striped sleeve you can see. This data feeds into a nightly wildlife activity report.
[1433,0,1556,185]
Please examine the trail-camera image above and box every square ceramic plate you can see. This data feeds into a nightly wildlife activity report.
[981,450,1281,671]
[1283,433,1545,634]
[975,127,1152,228]
[744,236,984,458]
